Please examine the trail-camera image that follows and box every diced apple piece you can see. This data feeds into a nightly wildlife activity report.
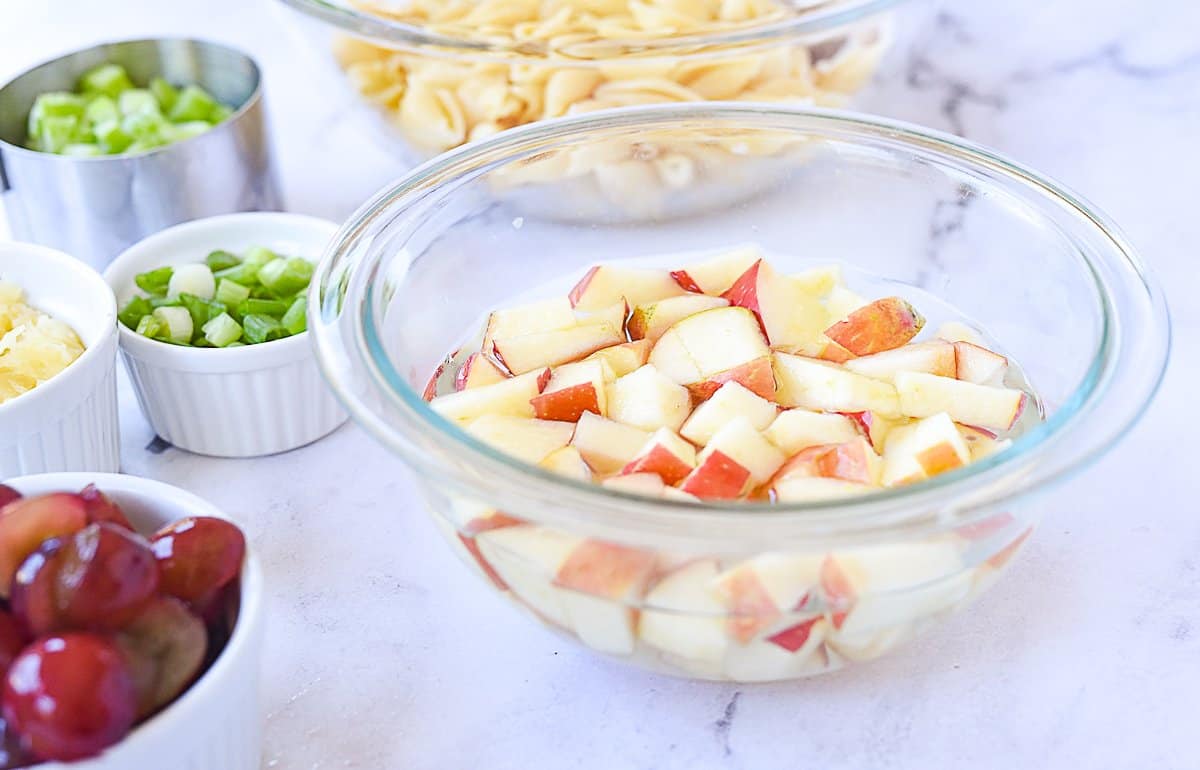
[573,299,629,330]
[699,417,785,486]
[841,410,909,451]
[661,487,700,503]
[555,540,657,654]
[530,359,610,421]
[570,412,652,473]
[669,246,761,296]
[771,438,881,486]
[465,415,575,465]
[823,286,869,320]
[712,553,823,642]
[957,424,1012,462]
[482,296,576,351]
[540,446,593,481]
[814,339,856,364]
[621,428,697,485]
[628,294,729,342]
[881,412,971,486]
[679,451,752,500]
[722,259,829,352]
[765,409,859,454]
[725,617,831,681]
[954,341,1009,386]
[455,352,509,391]
[934,320,984,345]
[584,340,650,377]
[602,472,666,496]
[493,322,625,374]
[845,340,956,381]
[639,560,729,671]
[456,511,524,590]
[606,364,691,432]
[772,476,873,502]
[791,264,842,297]
[569,264,686,310]
[475,525,580,628]
[680,381,777,446]
[648,306,775,401]
[430,368,550,422]
[825,297,924,356]
[895,372,1026,430]
[773,353,901,416]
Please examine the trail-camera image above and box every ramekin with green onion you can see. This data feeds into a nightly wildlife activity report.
[104,213,347,457]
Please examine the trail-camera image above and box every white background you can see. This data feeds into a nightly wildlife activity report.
[2,1,1197,768]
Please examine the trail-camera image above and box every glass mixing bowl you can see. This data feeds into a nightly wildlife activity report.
[309,104,1169,682]
[277,0,905,165]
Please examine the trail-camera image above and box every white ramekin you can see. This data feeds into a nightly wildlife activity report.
[103,212,348,457]
[5,472,265,770]
[0,243,120,477]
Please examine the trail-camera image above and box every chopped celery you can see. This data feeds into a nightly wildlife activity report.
[118,296,153,330]
[134,266,173,296]
[178,293,227,336]
[168,86,218,123]
[257,258,314,298]
[214,278,251,309]
[167,264,215,300]
[93,120,133,154]
[152,306,193,345]
[84,96,119,126]
[122,110,168,144]
[281,296,307,335]
[35,115,81,154]
[135,314,164,339]
[28,92,85,139]
[61,143,102,157]
[210,103,234,123]
[241,313,286,344]
[166,121,212,143]
[205,250,241,272]
[202,312,243,347]
[79,64,133,98]
[149,77,179,112]
[118,89,160,118]
[238,298,289,319]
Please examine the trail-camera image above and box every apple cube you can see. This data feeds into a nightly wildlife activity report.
[679,451,751,500]
[573,299,630,333]
[570,412,652,474]
[881,412,971,486]
[712,553,823,642]
[669,246,761,295]
[455,511,524,590]
[602,472,667,496]
[482,296,576,351]
[661,486,701,503]
[844,340,956,381]
[606,364,692,432]
[475,525,580,629]
[680,381,777,446]
[639,560,729,671]
[765,409,859,455]
[465,415,575,465]
[772,476,873,502]
[430,368,550,423]
[648,306,774,401]
[627,294,729,342]
[568,264,686,310]
[934,320,985,346]
[555,539,658,654]
[823,285,869,320]
[771,438,881,486]
[492,321,624,374]
[790,264,843,297]
[840,410,909,451]
[722,258,829,353]
[814,339,857,364]
[698,417,785,487]
[954,341,1009,386]
[957,424,1012,462]
[621,428,697,485]
[724,617,830,681]
[895,372,1027,430]
[530,359,611,421]
[584,340,650,377]
[539,446,593,482]
[455,352,509,391]
[773,353,901,416]
[824,297,924,356]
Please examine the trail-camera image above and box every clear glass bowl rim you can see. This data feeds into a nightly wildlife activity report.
[280,0,908,60]
[310,103,1170,550]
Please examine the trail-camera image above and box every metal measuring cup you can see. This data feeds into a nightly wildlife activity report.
[0,38,282,271]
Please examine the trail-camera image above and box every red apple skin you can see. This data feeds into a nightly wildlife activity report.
[843,411,872,443]
[771,445,830,483]
[816,341,856,364]
[915,442,966,476]
[818,557,855,630]
[620,446,692,486]
[422,363,446,402]
[679,451,752,500]
[720,260,770,338]
[766,616,822,653]
[530,383,601,422]
[669,270,704,294]
[553,540,656,598]
[718,568,781,643]
[458,513,524,590]
[955,512,1016,542]
[455,353,509,391]
[567,266,602,307]
[685,357,776,403]
[824,297,925,356]
[987,527,1032,570]
[815,442,874,484]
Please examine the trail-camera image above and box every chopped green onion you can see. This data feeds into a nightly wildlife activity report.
[206,250,242,272]
[152,306,193,345]
[241,313,286,344]
[134,266,173,296]
[201,312,243,347]
[135,314,164,339]
[118,296,153,330]
[167,264,215,301]
[149,77,179,112]
[178,293,227,337]
[214,278,251,309]
[237,298,289,319]
[79,64,133,98]
[168,86,218,123]
[281,296,307,335]
[242,247,277,272]
[257,257,314,298]
[150,296,183,309]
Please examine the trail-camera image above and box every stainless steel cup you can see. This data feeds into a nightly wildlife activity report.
[0,38,282,270]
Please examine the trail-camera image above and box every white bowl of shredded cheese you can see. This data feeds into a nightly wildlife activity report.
[0,242,120,477]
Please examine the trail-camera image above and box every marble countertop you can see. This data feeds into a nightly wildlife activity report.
[3,0,1197,767]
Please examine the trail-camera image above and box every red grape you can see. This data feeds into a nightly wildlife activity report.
[151,517,245,605]
[0,486,20,510]
[115,597,206,719]
[77,485,133,530]
[55,523,159,631]
[3,633,137,762]
[0,493,87,598]
[10,540,64,638]
[0,610,26,676]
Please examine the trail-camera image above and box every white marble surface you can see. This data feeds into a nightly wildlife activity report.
[2,1,1198,768]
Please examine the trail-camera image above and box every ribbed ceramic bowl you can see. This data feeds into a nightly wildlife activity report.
[4,472,265,770]
[103,212,347,457]
[0,242,119,477]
